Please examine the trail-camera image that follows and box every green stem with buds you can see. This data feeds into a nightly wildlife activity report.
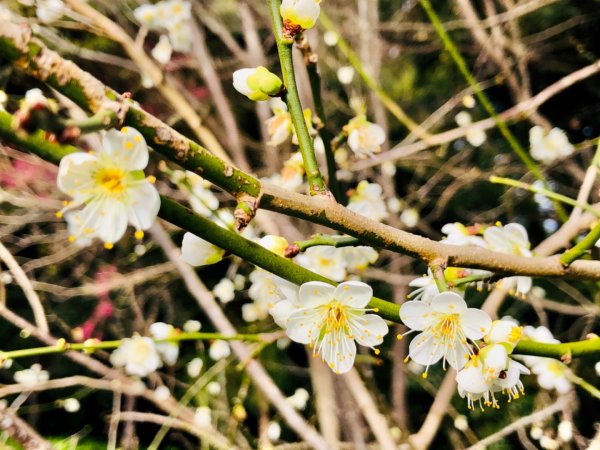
[267,0,329,196]
[0,332,264,361]
[559,221,600,266]
[419,0,568,222]
[64,109,118,134]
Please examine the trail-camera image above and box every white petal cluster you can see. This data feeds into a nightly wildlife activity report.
[209,340,231,361]
[134,1,192,57]
[287,387,310,410]
[14,364,49,388]
[56,127,160,246]
[276,281,389,374]
[149,322,179,366]
[519,325,572,393]
[36,0,65,24]
[262,152,306,192]
[280,0,320,31]
[347,181,389,222]
[455,111,487,147]
[400,291,492,375]
[345,115,386,158]
[529,125,574,163]
[110,335,162,377]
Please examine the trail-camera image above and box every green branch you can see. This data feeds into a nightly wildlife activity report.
[514,337,600,358]
[418,0,568,222]
[0,332,263,361]
[267,0,328,196]
[295,234,363,252]
[560,221,600,266]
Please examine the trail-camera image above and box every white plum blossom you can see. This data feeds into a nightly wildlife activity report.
[149,322,179,366]
[400,291,492,375]
[167,20,192,53]
[62,398,80,413]
[159,0,191,27]
[183,320,201,332]
[400,208,420,228]
[456,353,529,410]
[263,152,306,191]
[341,246,379,272]
[233,67,283,102]
[36,0,65,23]
[188,175,219,217]
[56,127,160,246]
[153,385,171,401]
[213,278,235,303]
[64,211,97,247]
[531,359,572,394]
[280,0,320,31]
[347,181,389,222]
[483,223,532,295]
[258,235,289,256]
[267,421,282,442]
[206,381,221,396]
[187,357,204,378]
[14,364,49,388]
[529,125,574,163]
[295,246,347,281]
[193,406,212,428]
[407,274,440,304]
[110,335,162,377]
[134,3,159,28]
[249,269,299,326]
[265,99,292,146]
[484,319,523,350]
[324,31,339,46]
[280,281,388,374]
[209,340,231,361]
[337,66,355,85]
[287,388,310,410]
[181,232,225,266]
[346,116,386,157]
[455,111,486,147]
[151,35,173,64]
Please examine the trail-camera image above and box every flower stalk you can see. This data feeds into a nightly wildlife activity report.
[267,0,329,197]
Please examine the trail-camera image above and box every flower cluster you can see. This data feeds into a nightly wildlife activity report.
[134,0,192,58]
[344,115,386,158]
[400,292,530,410]
[529,125,574,163]
[56,127,160,247]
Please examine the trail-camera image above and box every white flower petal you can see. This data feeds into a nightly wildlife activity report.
[82,198,128,244]
[399,301,429,331]
[350,313,388,347]
[408,332,444,367]
[297,281,335,308]
[334,281,372,308]
[127,181,160,230]
[285,309,322,344]
[430,291,467,314]
[57,152,98,199]
[460,308,492,340]
[321,332,356,374]
[101,128,149,171]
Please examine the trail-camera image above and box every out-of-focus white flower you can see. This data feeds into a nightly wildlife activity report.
[280,0,320,31]
[323,30,339,46]
[454,415,469,431]
[206,381,221,396]
[258,235,289,256]
[462,95,476,109]
[0,272,12,285]
[57,127,160,246]
[387,197,403,214]
[400,208,419,228]
[530,426,543,440]
[187,175,219,216]
[151,35,172,64]
[14,364,49,388]
[348,181,388,221]
[281,281,388,374]
[183,320,201,332]
[531,359,572,393]
[0,91,7,111]
[249,269,299,325]
[400,291,492,375]
[407,274,440,304]
[484,320,523,350]
[134,3,159,28]
[63,398,80,413]
[595,360,600,376]
[194,406,212,427]
[168,21,193,53]
[160,0,191,27]
[529,126,574,163]
[263,152,306,191]
[267,421,281,442]
[295,246,347,281]
[241,302,262,322]
[181,232,225,266]
[483,223,532,295]
[381,161,396,177]
[455,111,486,147]
[540,436,560,450]
[209,340,231,361]
[187,357,204,378]
[149,322,179,366]
[36,0,65,23]
[265,100,292,146]
[153,385,171,401]
[233,67,283,102]
[441,223,487,247]
[337,66,355,85]
[110,335,162,377]
[341,246,379,272]
[346,116,386,157]
[558,421,573,442]
[213,278,235,303]
[287,388,309,410]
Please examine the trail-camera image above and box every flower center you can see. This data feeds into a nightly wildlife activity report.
[96,168,125,194]
[433,314,459,337]
[323,301,347,332]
